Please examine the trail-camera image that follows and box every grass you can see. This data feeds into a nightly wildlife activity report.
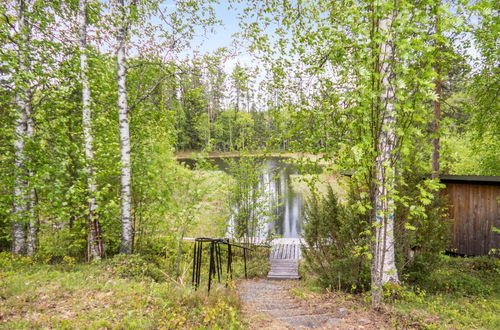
[392,291,500,329]
[295,254,500,329]
[390,255,500,329]
[0,158,267,329]
[0,253,242,329]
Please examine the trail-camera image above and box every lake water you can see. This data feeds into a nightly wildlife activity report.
[179,157,307,239]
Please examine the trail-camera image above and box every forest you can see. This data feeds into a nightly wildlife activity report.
[0,0,498,328]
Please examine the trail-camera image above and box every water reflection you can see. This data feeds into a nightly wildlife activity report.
[179,157,305,239]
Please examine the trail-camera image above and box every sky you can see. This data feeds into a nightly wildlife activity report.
[97,1,254,74]
[197,2,243,53]
[178,1,256,73]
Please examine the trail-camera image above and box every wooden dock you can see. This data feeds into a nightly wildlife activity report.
[267,239,302,280]
[186,237,304,280]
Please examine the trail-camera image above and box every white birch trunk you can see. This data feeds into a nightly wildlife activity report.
[12,0,30,255]
[115,0,133,254]
[25,114,37,257]
[79,0,102,260]
[12,99,27,255]
[371,11,399,305]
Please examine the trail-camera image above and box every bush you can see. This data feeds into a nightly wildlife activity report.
[406,254,500,296]
[108,254,167,282]
[302,186,371,292]
[232,245,270,278]
[35,226,87,262]
[0,251,33,271]
[394,175,451,274]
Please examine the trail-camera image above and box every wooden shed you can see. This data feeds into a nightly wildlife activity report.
[441,175,500,256]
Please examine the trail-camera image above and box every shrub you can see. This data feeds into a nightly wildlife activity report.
[406,254,500,296]
[232,245,270,278]
[35,226,87,262]
[302,186,371,292]
[108,254,166,282]
[394,175,451,274]
[0,251,33,271]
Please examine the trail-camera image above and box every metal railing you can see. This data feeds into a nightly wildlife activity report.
[191,238,252,292]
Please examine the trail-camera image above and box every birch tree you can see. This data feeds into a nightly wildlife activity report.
[113,0,133,254]
[24,97,36,256]
[371,10,399,305]
[431,5,443,180]
[240,0,449,305]
[110,0,219,253]
[11,0,32,255]
[78,0,103,259]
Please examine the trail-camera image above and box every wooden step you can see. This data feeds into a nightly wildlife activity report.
[267,274,300,280]
[267,242,301,280]
[267,258,299,280]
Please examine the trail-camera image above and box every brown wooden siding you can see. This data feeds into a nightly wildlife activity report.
[443,183,500,256]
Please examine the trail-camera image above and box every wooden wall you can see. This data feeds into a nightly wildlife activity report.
[443,183,500,256]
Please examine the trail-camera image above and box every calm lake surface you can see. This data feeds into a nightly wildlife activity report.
[179,157,310,239]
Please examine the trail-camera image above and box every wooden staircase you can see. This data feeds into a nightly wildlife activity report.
[267,240,301,280]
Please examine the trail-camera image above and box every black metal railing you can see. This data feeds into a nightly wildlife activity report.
[191,238,252,292]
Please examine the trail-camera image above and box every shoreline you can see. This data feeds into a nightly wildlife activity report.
[175,150,325,161]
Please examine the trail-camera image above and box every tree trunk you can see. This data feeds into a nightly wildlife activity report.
[115,0,133,254]
[12,0,31,255]
[431,12,442,180]
[23,0,37,257]
[25,115,38,257]
[12,99,27,255]
[371,10,399,307]
[79,0,103,260]
[431,77,441,179]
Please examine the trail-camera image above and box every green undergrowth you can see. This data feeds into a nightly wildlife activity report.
[390,255,500,329]
[406,254,499,297]
[0,252,242,329]
[186,170,234,239]
[391,289,499,329]
[297,254,500,329]
[231,245,270,279]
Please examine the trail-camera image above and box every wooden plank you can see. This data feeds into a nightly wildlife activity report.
[452,184,458,251]
[462,184,468,254]
[487,185,500,254]
[445,183,500,256]
[270,243,301,261]
[486,186,492,254]
[453,184,461,253]
[267,258,300,280]
[469,184,476,255]
[447,184,457,251]
[492,185,498,253]
[268,242,301,279]
[494,187,500,253]
[479,185,485,255]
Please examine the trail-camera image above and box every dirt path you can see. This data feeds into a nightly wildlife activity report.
[238,279,392,329]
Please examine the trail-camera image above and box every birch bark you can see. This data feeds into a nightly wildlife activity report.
[371,10,399,306]
[25,114,37,256]
[79,0,103,259]
[12,0,31,255]
[115,0,133,254]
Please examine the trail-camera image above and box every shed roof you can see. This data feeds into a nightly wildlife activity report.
[440,175,500,185]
